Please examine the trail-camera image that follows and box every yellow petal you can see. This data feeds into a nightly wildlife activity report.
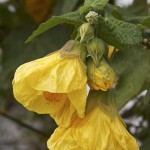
[108,45,119,60]
[87,57,115,91]
[67,85,87,118]
[108,45,115,59]
[47,91,139,150]
[14,51,87,93]
[12,50,87,127]
[13,79,76,127]
[44,91,76,127]
[13,78,65,114]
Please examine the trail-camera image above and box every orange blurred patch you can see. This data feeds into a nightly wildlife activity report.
[25,0,55,23]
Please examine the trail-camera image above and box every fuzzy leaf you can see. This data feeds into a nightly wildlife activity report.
[26,11,83,43]
[112,8,124,20]
[85,0,108,5]
[126,16,150,28]
[80,0,108,14]
[97,17,143,49]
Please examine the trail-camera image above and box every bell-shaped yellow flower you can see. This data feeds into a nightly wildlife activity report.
[48,90,139,150]
[12,41,87,127]
[87,57,115,91]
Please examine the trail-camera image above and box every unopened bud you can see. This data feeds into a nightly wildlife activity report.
[86,11,99,24]
[87,38,105,66]
[79,23,94,43]
[87,57,115,91]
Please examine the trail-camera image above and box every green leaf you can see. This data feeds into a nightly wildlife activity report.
[140,136,150,150]
[97,17,143,49]
[70,27,79,40]
[61,0,79,14]
[52,0,80,15]
[84,0,108,6]
[111,47,150,109]
[80,0,108,14]
[112,7,124,20]
[126,16,150,28]
[26,11,83,43]
[142,17,150,28]
[144,88,150,106]
[119,0,149,17]
[115,65,145,109]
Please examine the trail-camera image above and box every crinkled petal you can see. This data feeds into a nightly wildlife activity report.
[12,51,87,127]
[67,85,87,118]
[13,79,76,127]
[48,127,83,150]
[111,115,138,149]
[13,51,87,93]
[47,91,139,150]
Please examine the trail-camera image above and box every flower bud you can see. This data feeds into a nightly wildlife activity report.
[87,38,105,66]
[60,40,87,62]
[86,11,99,24]
[79,23,94,42]
[87,57,115,91]
[107,45,115,60]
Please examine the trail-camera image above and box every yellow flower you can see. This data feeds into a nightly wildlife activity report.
[87,57,115,91]
[12,41,87,127]
[108,45,118,60]
[47,90,139,150]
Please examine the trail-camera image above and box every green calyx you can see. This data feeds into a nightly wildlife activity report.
[86,90,117,120]
[60,40,87,62]
[87,38,106,66]
[72,41,87,62]
[79,23,94,43]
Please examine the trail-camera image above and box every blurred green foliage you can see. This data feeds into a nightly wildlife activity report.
[0,0,150,149]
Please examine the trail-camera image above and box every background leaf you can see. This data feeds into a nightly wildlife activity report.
[111,47,150,109]
[144,88,150,106]
[126,16,150,28]
[52,0,82,15]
